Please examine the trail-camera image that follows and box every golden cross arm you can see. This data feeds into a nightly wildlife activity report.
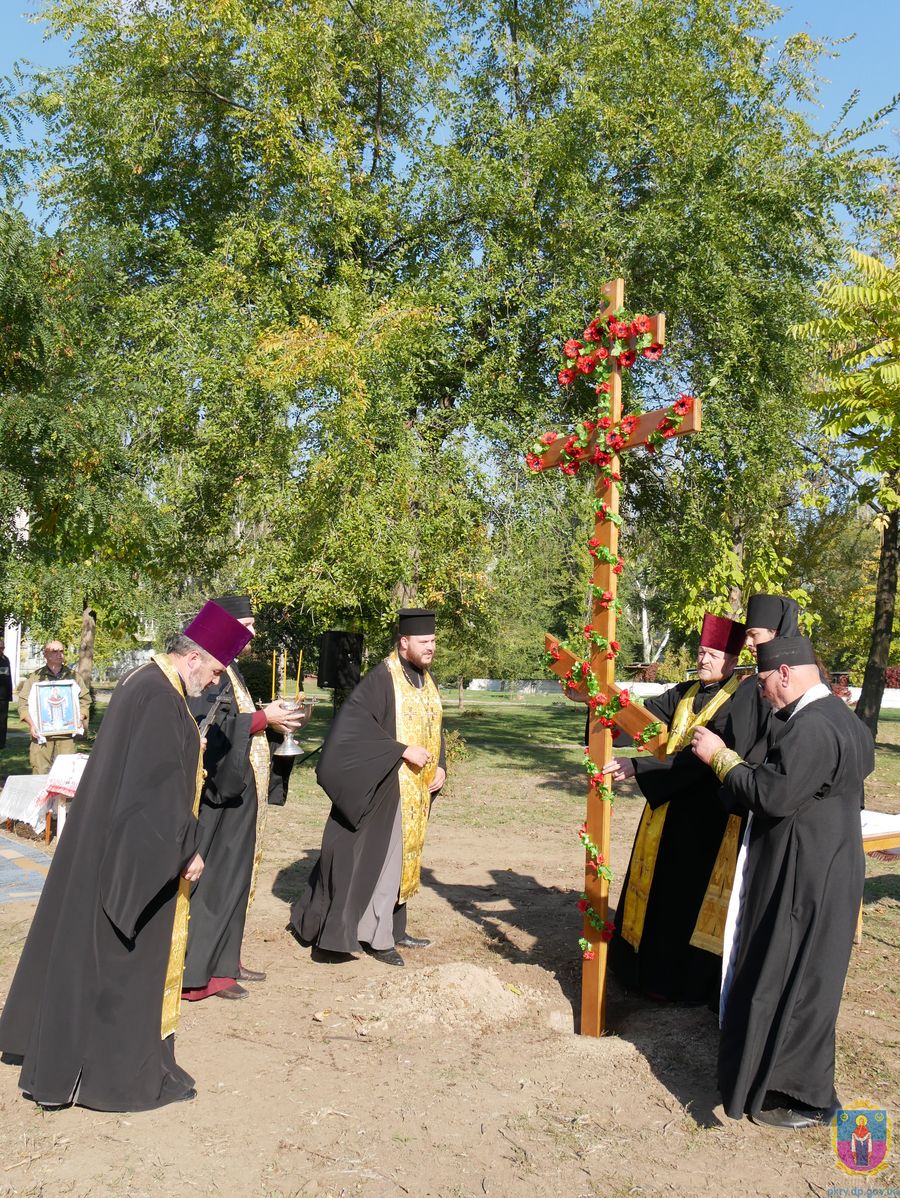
[545,636,669,760]
[536,399,701,471]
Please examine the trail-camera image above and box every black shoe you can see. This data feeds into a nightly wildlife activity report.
[213,983,249,1000]
[752,1096,840,1129]
[310,946,357,964]
[237,965,266,982]
[173,1088,198,1104]
[364,945,405,967]
[395,935,431,949]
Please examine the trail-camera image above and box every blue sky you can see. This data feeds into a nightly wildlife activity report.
[3,0,898,214]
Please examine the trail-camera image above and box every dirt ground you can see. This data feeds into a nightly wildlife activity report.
[0,703,898,1198]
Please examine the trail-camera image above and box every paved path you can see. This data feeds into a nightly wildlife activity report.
[0,831,49,904]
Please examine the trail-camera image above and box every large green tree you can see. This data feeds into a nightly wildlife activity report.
[791,241,900,733]
[5,0,897,677]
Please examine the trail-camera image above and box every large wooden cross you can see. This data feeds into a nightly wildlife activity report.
[532,278,702,1037]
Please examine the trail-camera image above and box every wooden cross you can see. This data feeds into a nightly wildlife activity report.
[531,278,702,1037]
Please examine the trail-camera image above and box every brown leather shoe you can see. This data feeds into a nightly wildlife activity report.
[237,965,266,982]
[213,983,249,1000]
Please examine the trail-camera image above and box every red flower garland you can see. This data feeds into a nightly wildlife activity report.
[528,305,694,965]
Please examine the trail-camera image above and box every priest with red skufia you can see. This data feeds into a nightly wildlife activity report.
[603,612,747,1004]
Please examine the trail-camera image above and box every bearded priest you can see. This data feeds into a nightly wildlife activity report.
[290,608,445,967]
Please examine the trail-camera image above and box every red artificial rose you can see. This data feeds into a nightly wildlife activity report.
[620,415,638,435]
[662,427,676,439]
[577,898,589,912]
[563,338,583,359]
[606,432,626,451]
[656,416,672,431]
[599,589,613,604]
[596,381,612,394]
[582,949,596,960]
[674,393,693,414]
[599,927,614,943]
[549,643,560,660]
[558,367,576,386]
[540,430,557,445]
[600,716,615,728]
[610,640,620,652]
[588,535,601,549]
[581,420,595,434]
[583,320,603,343]
[577,354,597,375]
[619,349,637,368]
[561,461,579,475]
[591,448,613,467]
[642,343,663,361]
[598,416,612,430]
[596,692,608,707]
[525,453,542,471]
[610,471,621,481]
[596,345,609,360]
[632,314,651,334]
[618,689,631,707]
[610,319,630,340]
[613,560,624,575]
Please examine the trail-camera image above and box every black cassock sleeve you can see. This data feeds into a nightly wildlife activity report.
[722,715,839,818]
[316,666,407,829]
[99,688,201,941]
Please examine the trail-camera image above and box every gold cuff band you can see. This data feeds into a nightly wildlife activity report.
[710,747,744,783]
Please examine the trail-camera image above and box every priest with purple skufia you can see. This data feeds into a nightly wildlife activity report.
[0,602,252,1112]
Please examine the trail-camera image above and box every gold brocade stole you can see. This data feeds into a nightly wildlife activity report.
[620,673,741,951]
[154,653,204,1040]
[688,813,743,954]
[226,666,272,914]
[385,652,443,904]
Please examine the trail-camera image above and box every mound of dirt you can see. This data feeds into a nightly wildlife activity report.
[370,961,540,1029]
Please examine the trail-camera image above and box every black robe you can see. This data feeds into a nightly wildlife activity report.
[0,660,201,1111]
[610,677,738,1003]
[183,670,261,988]
[718,692,874,1119]
[291,660,445,953]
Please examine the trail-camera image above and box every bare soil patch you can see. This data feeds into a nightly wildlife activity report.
[0,699,897,1198]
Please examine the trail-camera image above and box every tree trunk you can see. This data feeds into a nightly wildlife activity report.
[640,595,651,661]
[855,505,899,737]
[727,524,744,616]
[78,605,97,685]
[458,674,464,711]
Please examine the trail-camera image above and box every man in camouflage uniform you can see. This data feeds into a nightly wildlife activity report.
[17,640,90,774]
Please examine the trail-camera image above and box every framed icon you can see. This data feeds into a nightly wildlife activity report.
[34,679,82,737]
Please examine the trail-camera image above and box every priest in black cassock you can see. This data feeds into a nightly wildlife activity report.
[182,594,306,1002]
[290,608,445,967]
[693,636,874,1129]
[602,612,746,1003]
[0,602,252,1111]
[723,593,801,760]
